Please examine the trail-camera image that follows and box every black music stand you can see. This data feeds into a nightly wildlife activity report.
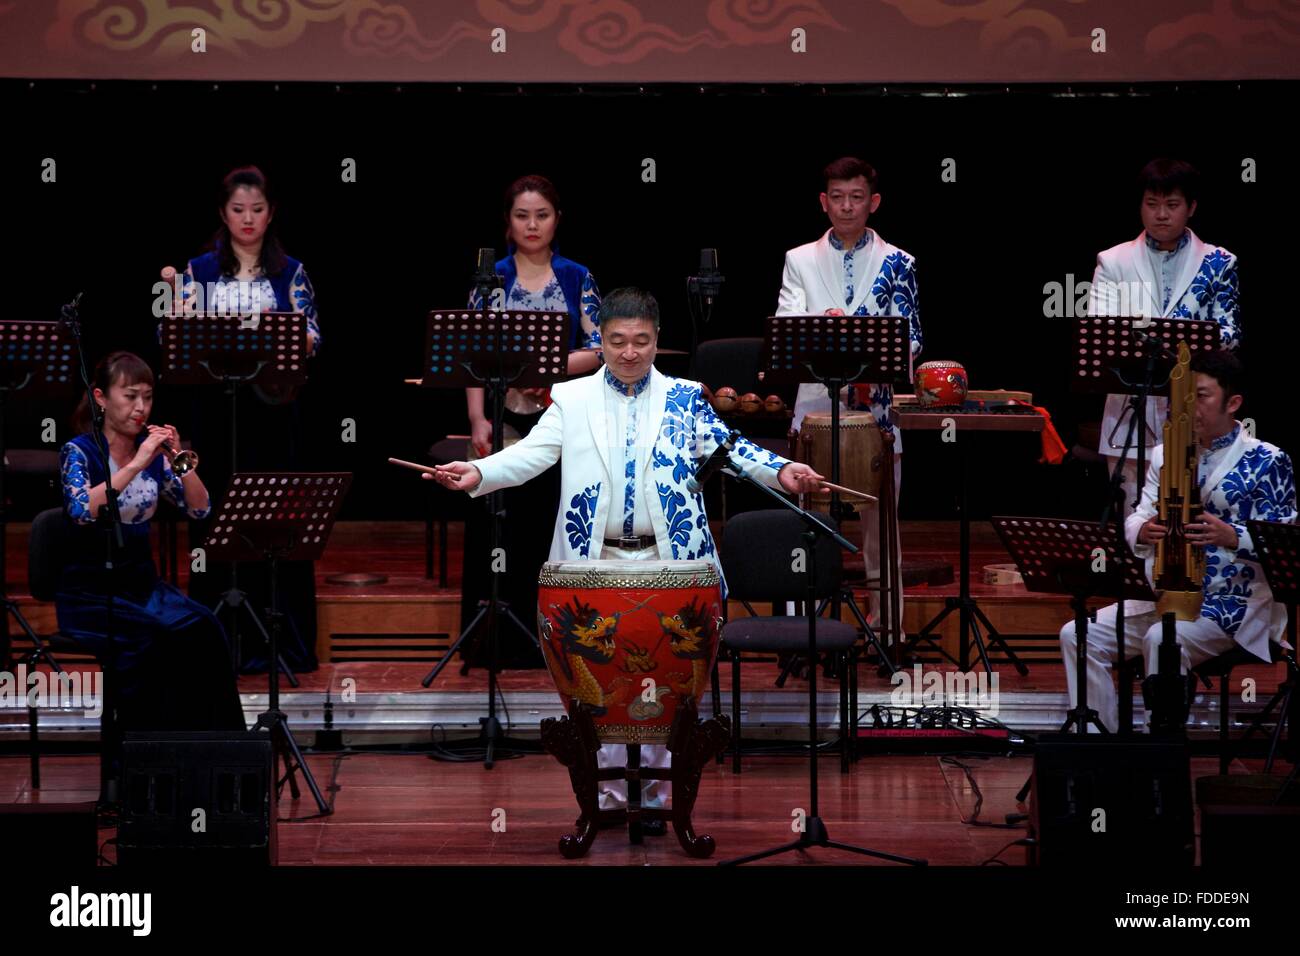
[1072,316,1218,731]
[761,314,911,674]
[716,452,926,866]
[992,516,1155,735]
[203,471,351,816]
[160,311,308,684]
[415,307,569,769]
[1246,520,1300,773]
[1,319,75,672]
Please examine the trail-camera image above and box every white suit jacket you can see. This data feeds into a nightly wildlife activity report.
[775,228,923,447]
[1088,229,1240,457]
[469,366,790,591]
[1124,429,1295,661]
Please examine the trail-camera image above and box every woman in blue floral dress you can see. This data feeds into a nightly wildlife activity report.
[57,352,244,731]
[458,175,602,667]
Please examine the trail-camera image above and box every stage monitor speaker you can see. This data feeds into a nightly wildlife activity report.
[1029,734,1194,866]
[117,731,274,867]
[0,802,99,865]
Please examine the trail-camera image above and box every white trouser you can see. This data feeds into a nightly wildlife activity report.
[596,544,669,810]
[1058,602,1236,733]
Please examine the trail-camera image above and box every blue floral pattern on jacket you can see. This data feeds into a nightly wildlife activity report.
[564,483,601,557]
[1196,444,1295,635]
[847,250,923,436]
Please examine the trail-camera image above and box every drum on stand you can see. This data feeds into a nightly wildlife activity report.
[466,422,521,461]
[536,559,722,744]
[796,410,884,510]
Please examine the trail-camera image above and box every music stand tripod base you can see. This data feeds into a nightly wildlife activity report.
[204,471,353,816]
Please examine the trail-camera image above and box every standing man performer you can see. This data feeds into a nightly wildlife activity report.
[775,156,923,613]
[1058,350,1295,733]
[431,287,827,832]
[1088,158,1240,512]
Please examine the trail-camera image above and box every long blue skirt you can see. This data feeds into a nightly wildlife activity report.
[55,578,246,732]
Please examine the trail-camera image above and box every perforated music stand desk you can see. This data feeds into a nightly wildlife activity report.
[1070,316,1220,396]
[415,308,569,389]
[1071,316,1219,457]
[160,311,309,389]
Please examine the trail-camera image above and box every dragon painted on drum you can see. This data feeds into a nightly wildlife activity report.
[656,596,719,701]
[540,593,721,721]
[541,597,634,716]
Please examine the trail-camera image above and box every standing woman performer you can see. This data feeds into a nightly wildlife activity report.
[160,165,322,672]
[458,174,602,667]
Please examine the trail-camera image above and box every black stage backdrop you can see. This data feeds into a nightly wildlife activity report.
[7,81,1296,522]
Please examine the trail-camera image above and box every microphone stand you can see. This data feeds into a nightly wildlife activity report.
[61,295,125,806]
[710,451,925,866]
[686,249,724,379]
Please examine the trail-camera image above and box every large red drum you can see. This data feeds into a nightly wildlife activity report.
[537,560,722,744]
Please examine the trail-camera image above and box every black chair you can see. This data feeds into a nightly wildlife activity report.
[1190,641,1296,774]
[718,509,859,774]
[24,507,116,790]
[3,450,61,515]
[693,337,765,397]
[424,437,472,587]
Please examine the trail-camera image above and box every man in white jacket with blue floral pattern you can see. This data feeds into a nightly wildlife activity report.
[431,287,827,827]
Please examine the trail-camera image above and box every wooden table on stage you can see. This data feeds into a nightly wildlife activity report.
[893,404,1044,673]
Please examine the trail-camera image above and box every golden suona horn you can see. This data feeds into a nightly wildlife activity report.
[1153,342,1205,621]
[163,441,198,477]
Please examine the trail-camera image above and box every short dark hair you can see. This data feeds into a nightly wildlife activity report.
[1138,158,1200,206]
[822,157,878,194]
[1190,348,1243,406]
[598,287,660,332]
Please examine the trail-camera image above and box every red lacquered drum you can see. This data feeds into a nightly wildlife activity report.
[537,560,722,744]
[915,360,968,406]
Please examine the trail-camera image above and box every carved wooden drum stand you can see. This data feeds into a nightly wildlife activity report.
[536,560,731,858]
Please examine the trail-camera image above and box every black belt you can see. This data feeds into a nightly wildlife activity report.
[603,534,657,551]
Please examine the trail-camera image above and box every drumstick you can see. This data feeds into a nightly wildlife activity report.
[819,480,878,503]
[388,457,439,475]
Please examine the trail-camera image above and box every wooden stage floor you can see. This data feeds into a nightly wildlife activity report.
[3,519,1294,866]
[0,751,1271,866]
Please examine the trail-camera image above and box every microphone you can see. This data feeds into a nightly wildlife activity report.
[688,248,725,308]
[59,292,84,327]
[686,430,738,494]
[473,247,501,309]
